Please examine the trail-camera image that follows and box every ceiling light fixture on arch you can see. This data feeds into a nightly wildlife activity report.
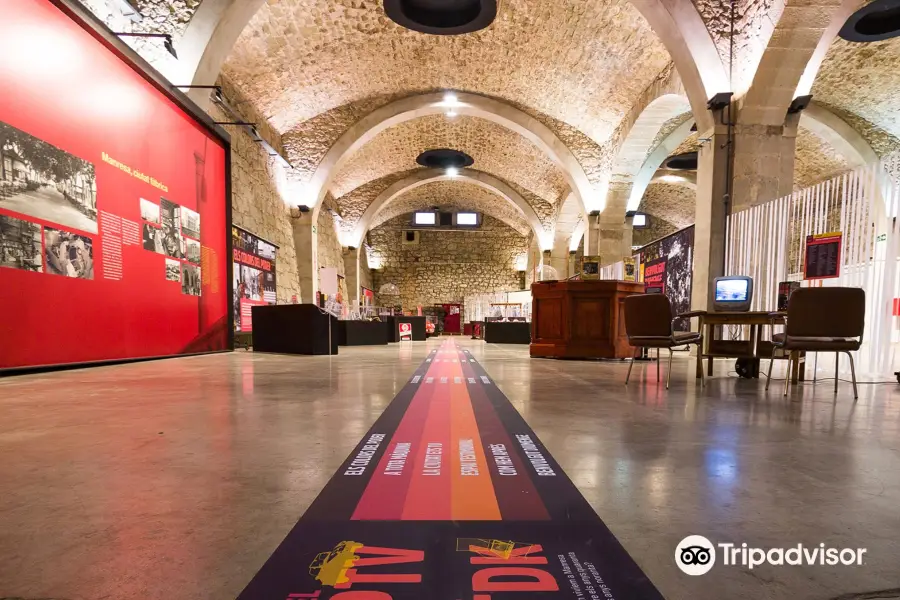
[416,149,475,169]
[840,0,900,42]
[384,0,498,35]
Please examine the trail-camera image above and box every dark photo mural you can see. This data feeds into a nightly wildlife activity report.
[639,226,694,331]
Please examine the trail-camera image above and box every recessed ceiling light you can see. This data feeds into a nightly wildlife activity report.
[416,149,474,169]
[384,0,498,35]
[446,167,459,177]
[446,110,458,118]
[840,0,900,42]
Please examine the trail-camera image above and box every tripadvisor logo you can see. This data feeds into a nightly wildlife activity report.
[675,535,867,576]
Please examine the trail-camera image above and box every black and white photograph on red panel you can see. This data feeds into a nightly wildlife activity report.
[241,264,263,301]
[0,120,97,234]
[256,237,276,260]
[263,270,276,304]
[182,236,201,264]
[165,258,180,282]
[0,214,42,272]
[142,222,164,254]
[159,198,182,259]
[181,263,201,296]
[139,198,160,224]
[237,228,257,255]
[233,266,243,331]
[44,227,93,279]
[180,205,200,239]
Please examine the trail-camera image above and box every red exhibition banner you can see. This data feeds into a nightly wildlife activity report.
[0,0,229,369]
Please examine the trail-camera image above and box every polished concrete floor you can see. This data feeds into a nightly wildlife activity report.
[1,339,899,600]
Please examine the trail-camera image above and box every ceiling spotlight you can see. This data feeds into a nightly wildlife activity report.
[446,110,458,118]
[706,92,734,111]
[787,95,813,114]
[112,32,178,59]
[446,167,459,177]
[443,92,459,106]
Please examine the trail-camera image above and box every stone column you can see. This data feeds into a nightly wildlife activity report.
[691,123,731,313]
[731,114,800,212]
[589,182,632,267]
[291,211,317,304]
[343,247,360,310]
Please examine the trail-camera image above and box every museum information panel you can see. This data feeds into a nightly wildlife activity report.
[0,0,229,369]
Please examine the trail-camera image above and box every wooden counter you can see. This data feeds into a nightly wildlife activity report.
[530,280,646,359]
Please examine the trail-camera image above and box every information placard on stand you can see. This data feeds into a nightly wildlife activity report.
[804,232,842,280]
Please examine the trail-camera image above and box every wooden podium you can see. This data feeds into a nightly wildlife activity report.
[530,280,645,359]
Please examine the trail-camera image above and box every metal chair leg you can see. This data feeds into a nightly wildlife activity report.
[765,353,774,391]
[846,351,859,400]
[626,348,638,385]
[782,352,792,397]
[696,343,705,386]
[666,348,673,389]
[834,352,839,394]
[656,348,660,382]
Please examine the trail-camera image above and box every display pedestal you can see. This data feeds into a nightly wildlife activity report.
[484,322,531,344]
[251,304,338,355]
[530,280,645,359]
[338,321,390,346]
[385,316,427,341]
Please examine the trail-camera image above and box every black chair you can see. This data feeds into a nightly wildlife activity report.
[624,294,703,389]
[765,287,865,399]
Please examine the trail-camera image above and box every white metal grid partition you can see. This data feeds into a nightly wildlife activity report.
[725,152,900,376]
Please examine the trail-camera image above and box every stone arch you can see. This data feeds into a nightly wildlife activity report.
[352,169,549,250]
[628,0,729,132]
[176,0,268,105]
[627,118,696,212]
[739,0,857,125]
[308,92,596,224]
[611,93,692,186]
[549,193,586,277]
[800,102,877,167]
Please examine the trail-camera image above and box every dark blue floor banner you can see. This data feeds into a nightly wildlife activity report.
[237,340,665,599]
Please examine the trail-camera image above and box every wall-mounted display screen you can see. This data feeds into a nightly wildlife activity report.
[0,0,230,370]
[414,212,436,225]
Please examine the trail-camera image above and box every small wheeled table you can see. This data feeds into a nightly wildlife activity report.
[681,310,805,381]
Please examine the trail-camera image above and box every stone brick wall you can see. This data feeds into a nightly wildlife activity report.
[210,85,301,304]
[77,0,199,77]
[633,182,695,248]
[369,215,529,310]
[316,202,348,301]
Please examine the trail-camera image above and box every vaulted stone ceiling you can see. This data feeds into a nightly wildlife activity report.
[813,37,900,155]
[222,0,671,145]
[78,0,900,248]
[329,115,569,203]
[368,180,532,236]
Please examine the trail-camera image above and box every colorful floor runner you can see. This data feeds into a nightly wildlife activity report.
[237,339,665,599]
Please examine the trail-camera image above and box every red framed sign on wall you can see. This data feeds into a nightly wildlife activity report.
[0,0,232,370]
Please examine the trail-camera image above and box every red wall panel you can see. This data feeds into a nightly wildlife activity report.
[0,0,229,369]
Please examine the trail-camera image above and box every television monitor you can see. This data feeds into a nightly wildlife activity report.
[414,212,436,225]
[713,276,753,312]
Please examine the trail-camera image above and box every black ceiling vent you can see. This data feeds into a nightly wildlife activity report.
[416,148,475,169]
[840,0,900,42]
[664,151,699,171]
[384,0,497,35]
